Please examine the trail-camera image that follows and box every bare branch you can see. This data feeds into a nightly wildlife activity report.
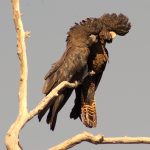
[49,132,150,150]
[49,132,103,150]
[103,136,150,144]
[12,0,28,115]
[5,0,28,150]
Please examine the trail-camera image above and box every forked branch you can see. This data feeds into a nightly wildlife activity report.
[5,1,78,150]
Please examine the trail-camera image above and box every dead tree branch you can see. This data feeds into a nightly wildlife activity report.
[5,0,28,150]
[49,132,150,150]
[5,1,78,150]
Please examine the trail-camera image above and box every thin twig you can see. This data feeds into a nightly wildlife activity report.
[49,132,150,150]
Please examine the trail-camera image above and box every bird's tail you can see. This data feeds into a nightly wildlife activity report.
[47,95,63,131]
[70,86,82,120]
[81,100,97,128]
[70,80,97,128]
[38,89,73,130]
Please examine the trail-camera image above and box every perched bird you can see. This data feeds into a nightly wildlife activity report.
[70,29,112,128]
[38,13,131,130]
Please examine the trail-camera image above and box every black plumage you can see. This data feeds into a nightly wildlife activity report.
[38,13,131,130]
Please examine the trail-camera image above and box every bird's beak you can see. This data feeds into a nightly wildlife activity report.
[109,31,117,39]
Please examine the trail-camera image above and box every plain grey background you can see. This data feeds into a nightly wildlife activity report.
[1,0,150,149]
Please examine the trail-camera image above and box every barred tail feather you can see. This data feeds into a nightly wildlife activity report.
[81,100,97,128]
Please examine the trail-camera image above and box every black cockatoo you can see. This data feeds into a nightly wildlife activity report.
[38,13,131,130]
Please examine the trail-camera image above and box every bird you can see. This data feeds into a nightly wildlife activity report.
[38,13,131,130]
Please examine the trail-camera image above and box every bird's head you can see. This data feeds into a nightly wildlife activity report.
[98,13,131,44]
[88,30,116,47]
[99,28,117,44]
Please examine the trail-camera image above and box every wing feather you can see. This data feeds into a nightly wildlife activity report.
[38,45,90,130]
[42,46,89,94]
